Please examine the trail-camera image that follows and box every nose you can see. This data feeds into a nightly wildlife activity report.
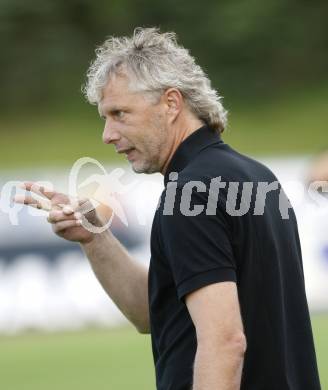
[102,121,121,144]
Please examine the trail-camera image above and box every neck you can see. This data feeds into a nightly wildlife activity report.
[161,117,205,175]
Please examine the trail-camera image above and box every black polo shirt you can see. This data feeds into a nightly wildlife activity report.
[148,125,321,390]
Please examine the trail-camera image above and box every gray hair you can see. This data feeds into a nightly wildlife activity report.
[83,27,228,132]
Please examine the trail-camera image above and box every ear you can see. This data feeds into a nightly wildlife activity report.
[164,88,184,123]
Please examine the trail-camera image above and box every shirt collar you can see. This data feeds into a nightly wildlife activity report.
[164,125,222,186]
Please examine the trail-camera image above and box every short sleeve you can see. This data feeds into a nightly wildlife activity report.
[160,186,237,301]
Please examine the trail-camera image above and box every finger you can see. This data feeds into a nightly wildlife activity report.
[14,194,52,211]
[62,197,96,216]
[62,205,75,215]
[61,199,81,215]
[47,210,78,224]
[22,181,57,200]
[53,219,82,234]
[76,198,99,215]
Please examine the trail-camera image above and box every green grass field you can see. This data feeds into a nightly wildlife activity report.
[0,315,327,390]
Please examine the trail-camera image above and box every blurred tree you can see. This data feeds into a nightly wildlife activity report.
[0,0,327,112]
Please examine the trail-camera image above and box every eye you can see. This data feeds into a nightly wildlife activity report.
[113,110,125,119]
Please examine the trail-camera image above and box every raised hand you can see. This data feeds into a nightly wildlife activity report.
[14,181,105,244]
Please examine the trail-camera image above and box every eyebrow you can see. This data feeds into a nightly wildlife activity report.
[98,105,128,117]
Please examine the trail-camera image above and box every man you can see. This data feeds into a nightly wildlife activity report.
[16,28,321,389]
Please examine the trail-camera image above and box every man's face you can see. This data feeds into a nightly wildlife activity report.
[98,74,170,174]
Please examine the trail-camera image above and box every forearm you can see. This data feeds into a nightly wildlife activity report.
[192,336,246,390]
[81,230,150,333]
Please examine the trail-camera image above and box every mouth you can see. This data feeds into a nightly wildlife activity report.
[116,147,134,154]
[116,147,136,161]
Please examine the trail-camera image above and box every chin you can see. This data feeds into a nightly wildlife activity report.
[131,160,158,174]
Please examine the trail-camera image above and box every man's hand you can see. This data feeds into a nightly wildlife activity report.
[14,181,104,244]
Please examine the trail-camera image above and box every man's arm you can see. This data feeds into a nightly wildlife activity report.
[15,182,150,333]
[185,282,246,390]
[82,231,150,333]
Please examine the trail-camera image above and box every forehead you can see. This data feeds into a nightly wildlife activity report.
[98,73,147,115]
